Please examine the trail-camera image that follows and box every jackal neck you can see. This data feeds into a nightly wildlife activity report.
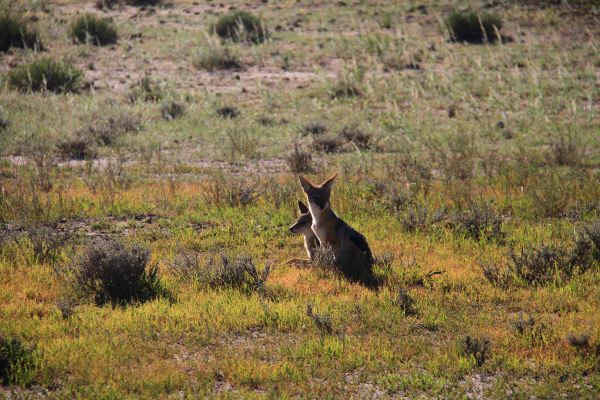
[310,207,337,223]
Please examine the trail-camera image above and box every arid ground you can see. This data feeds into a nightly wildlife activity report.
[1,0,600,398]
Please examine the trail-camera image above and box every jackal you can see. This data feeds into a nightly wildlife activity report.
[288,200,320,263]
[298,174,379,287]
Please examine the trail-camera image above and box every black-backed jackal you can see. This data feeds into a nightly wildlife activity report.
[298,174,379,287]
[288,200,320,264]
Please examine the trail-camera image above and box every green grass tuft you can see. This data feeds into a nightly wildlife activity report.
[6,57,82,93]
[212,11,268,43]
[194,42,242,71]
[446,9,503,44]
[69,14,117,46]
[0,334,37,386]
[0,9,42,52]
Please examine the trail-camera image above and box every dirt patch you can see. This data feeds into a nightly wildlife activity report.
[1,214,213,240]
[462,373,499,399]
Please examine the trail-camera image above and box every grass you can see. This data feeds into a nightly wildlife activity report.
[0,334,37,386]
[445,9,503,44]
[212,10,268,44]
[0,9,42,52]
[69,14,117,46]
[0,0,599,398]
[194,39,242,71]
[6,57,82,93]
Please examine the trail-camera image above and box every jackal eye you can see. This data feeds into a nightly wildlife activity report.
[311,194,327,208]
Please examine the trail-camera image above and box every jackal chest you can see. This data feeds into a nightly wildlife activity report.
[312,223,341,249]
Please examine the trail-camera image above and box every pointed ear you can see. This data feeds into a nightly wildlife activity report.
[297,200,309,214]
[321,173,337,192]
[298,175,314,193]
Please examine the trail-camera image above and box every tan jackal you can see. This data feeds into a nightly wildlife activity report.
[298,174,379,287]
[288,201,320,264]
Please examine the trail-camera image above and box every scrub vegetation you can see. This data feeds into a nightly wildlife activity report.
[1,0,599,398]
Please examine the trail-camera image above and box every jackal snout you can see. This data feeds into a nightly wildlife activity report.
[289,201,312,233]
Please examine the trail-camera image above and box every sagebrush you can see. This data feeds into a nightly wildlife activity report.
[67,239,166,306]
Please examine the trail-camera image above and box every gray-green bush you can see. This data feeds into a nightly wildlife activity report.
[171,252,271,294]
[7,58,82,93]
[67,239,167,306]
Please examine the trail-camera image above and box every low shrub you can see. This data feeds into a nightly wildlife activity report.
[312,244,380,289]
[327,63,365,99]
[203,174,256,207]
[392,288,418,316]
[339,124,373,150]
[160,101,185,120]
[434,133,477,182]
[213,11,268,43]
[461,335,491,367]
[528,171,573,218]
[171,252,270,294]
[0,115,9,130]
[446,10,503,44]
[452,201,503,242]
[306,304,333,335]
[567,333,590,351]
[286,143,313,173]
[479,258,511,289]
[301,121,327,136]
[548,132,585,167]
[216,105,240,119]
[67,239,166,306]
[194,42,241,71]
[0,10,42,52]
[69,14,117,46]
[584,220,600,261]
[78,105,141,146]
[129,74,164,102]
[7,58,82,93]
[511,313,547,345]
[401,204,446,233]
[371,184,414,214]
[0,334,36,386]
[21,224,72,264]
[385,154,433,195]
[509,241,593,286]
[311,245,337,271]
[256,115,276,126]
[98,0,160,7]
[125,0,162,5]
[56,297,78,319]
[511,313,536,335]
[482,234,596,288]
[223,127,259,161]
[57,137,96,160]
[94,0,119,9]
[312,134,345,154]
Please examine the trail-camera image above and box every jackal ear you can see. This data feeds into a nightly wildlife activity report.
[321,173,337,192]
[297,200,309,214]
[298,175,314,193]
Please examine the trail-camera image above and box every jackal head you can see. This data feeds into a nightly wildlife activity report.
[289,201,313,234]
[298,174,337,216]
